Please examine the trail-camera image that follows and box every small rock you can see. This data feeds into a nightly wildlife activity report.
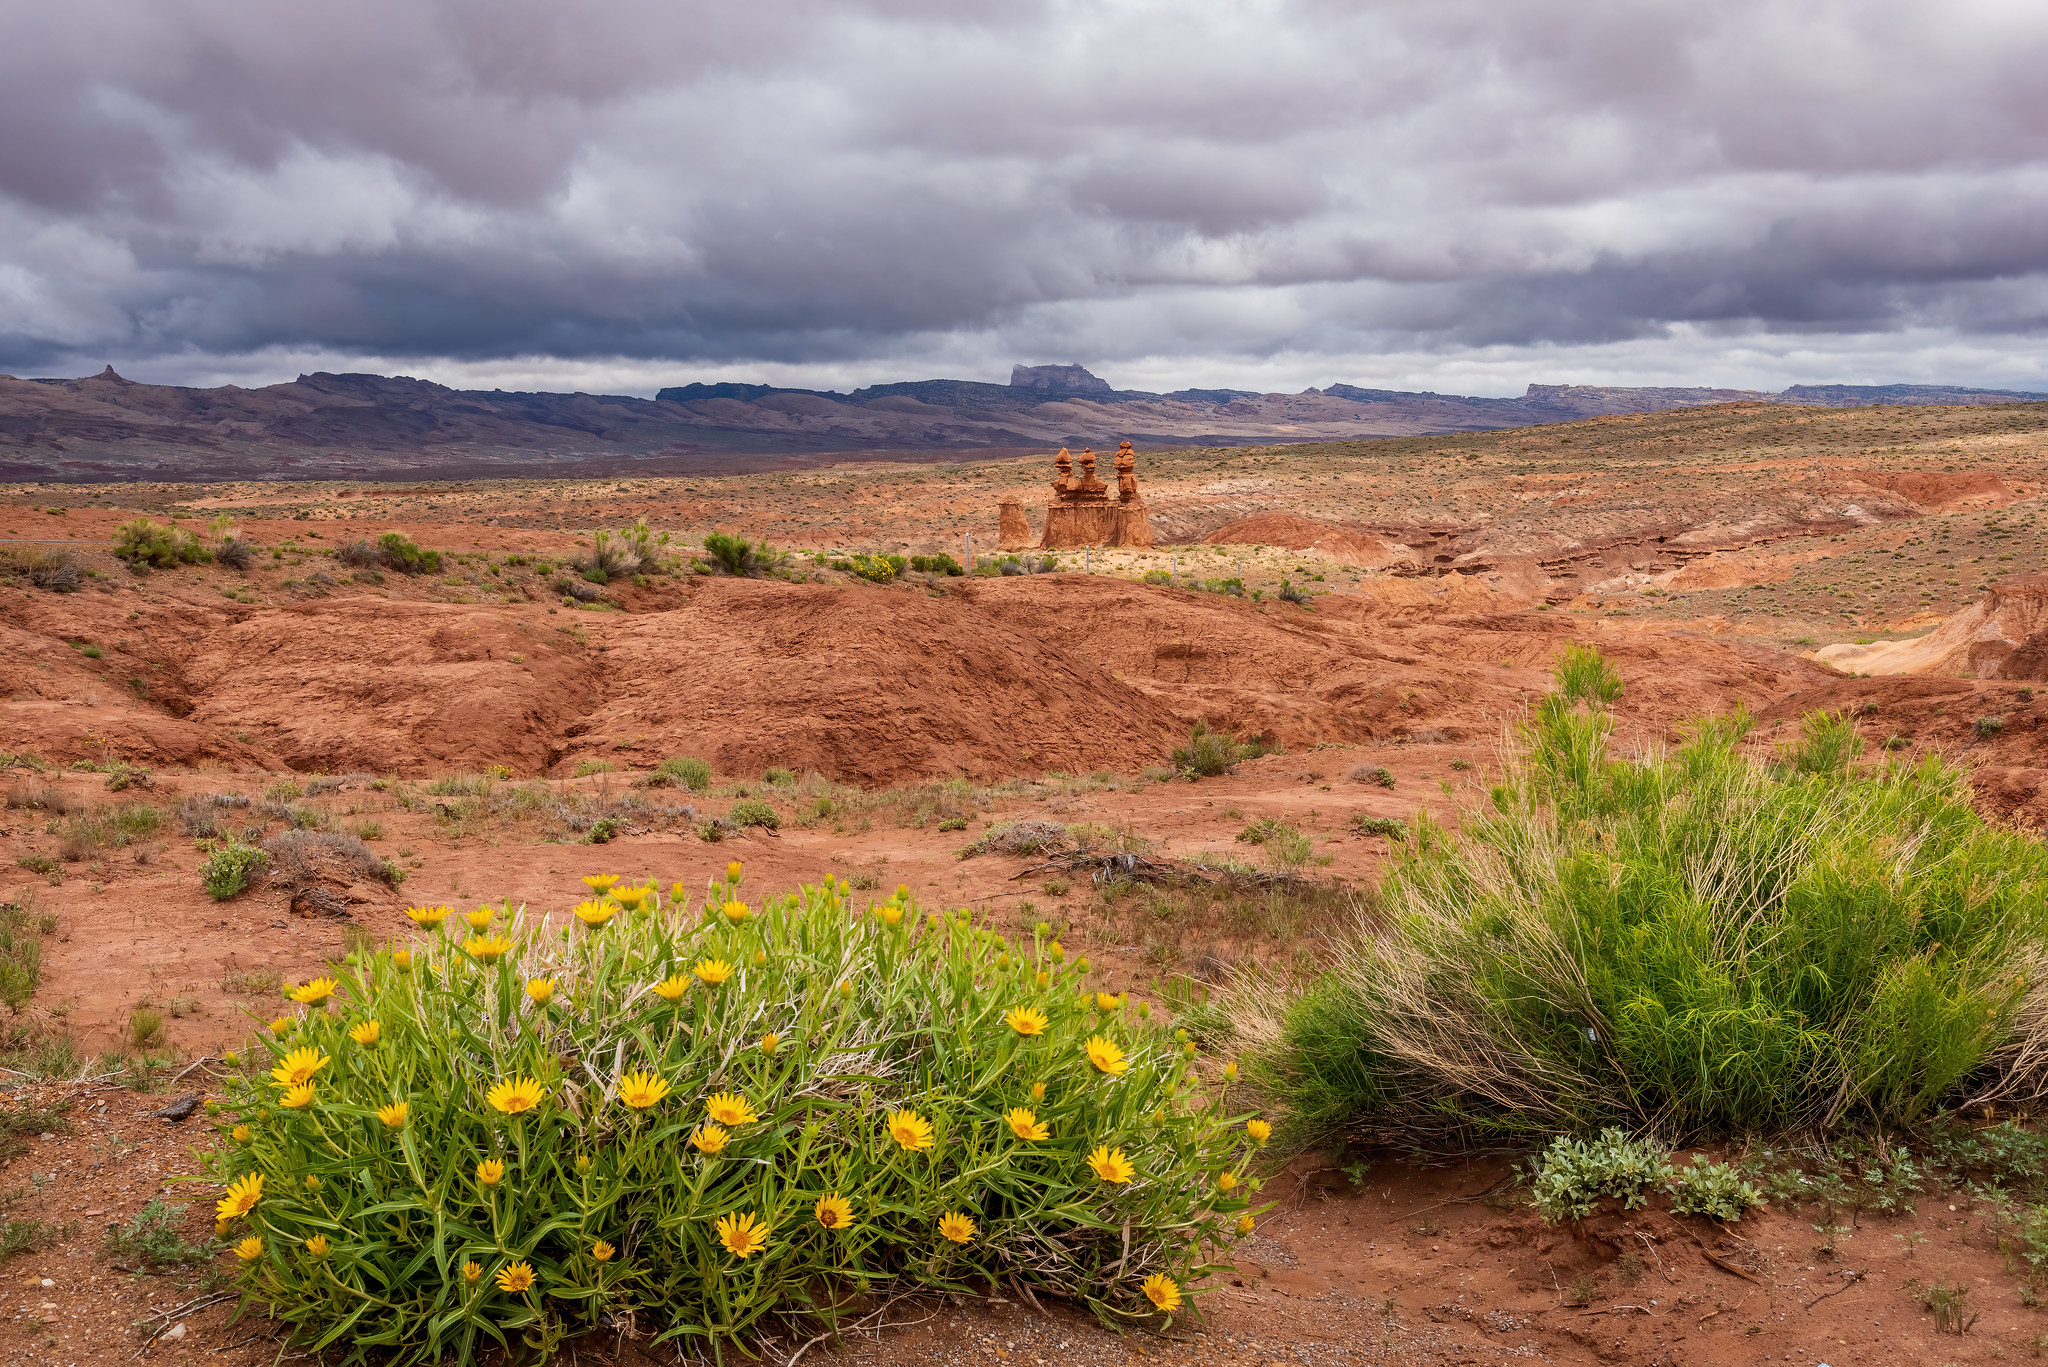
[163,1323,187,1341]
[40,1278,53,1289]
[38,1132,54,1141]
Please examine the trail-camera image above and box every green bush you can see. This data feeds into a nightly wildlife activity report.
[1348,815,1407,840]
[704,533,781,578]
[202,845,269,900]
[206,882,1258,1362]
[909,554,964,576]
[1171,721,1262,779]
[651,756,713,791]
[1529,1129,1672,1221]
[727,798,781,830]
[1665,1155,1764,1221]
[840,553,906,584]
[1141,569,1172,586]
[376,532,443,576]
[1240,646,2048,1144]
[114,518,210,568]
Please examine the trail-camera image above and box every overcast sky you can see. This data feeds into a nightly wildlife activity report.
[3,0,2046,397]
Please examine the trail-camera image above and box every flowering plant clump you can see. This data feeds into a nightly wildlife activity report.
[206,877,1263,1364]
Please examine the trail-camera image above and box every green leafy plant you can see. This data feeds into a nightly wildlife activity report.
[704,532,782,578]
[202,844,269,900]
[1666,1155,1764,1221]
[114,518,211,568]
[207,880,1259,1363]
[105,1199,212,1272]
[726,798,780,830]
[1529,1129,1674,1222]
[648,756,713,791]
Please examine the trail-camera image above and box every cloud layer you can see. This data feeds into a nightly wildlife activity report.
[3,0,2046,395]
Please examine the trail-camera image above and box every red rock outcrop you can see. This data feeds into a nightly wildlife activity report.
[997,498,1033,550]
[1037,441,1154,548]
[1816,575,2048,680]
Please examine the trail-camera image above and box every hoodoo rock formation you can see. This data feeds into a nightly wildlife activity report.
[1036,441,1155,549]
[997,498,1034,550]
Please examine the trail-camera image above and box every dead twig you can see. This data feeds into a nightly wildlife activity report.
[1578,1304,1655,1317]
[167,1056,217,1088]
[1805,1268,1867,1310]
[784,1293,923,1367]
[1697,1291,1752,1327]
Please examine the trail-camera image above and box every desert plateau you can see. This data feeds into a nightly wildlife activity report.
[0,394,2046,1367]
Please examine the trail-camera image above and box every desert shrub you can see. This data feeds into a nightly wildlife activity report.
[909,553,964,576]
[106,1198,211,1272]
[1348,814,1406,840]
[553,576,606,603]
[215,536,256,571]
[1198,577,1244,597]
[839,552,906,584]
[206,881,1256,1362]
[1277,579,1309,606]
[1781,708,1861,775]
[727,798,781,830]
[574,523,656,582]
[1171,721,1265,779]
[648,756,713,791]
[1530,1129,1673,1222]
[0,546,82,592]
[0,896,48,1012]
[114,518,210,568]
[763,767,796,786]
[1664,1155,1764,1221]
[1237,646,2048,1145]
[336,539,382,569]
[202,845,268,900]
[263,829,404,889]
[704,532,782,578]
[1141,569,1172,586]
[1978,715,2007,738]
[963,821,1070,858]
[378,532,443,575]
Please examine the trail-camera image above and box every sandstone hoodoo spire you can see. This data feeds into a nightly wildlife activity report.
[1035,439,1154,549]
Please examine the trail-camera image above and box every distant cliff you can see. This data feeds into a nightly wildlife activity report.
[2,363,2040,483]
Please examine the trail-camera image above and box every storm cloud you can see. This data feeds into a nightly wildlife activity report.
[2,0,2046,394]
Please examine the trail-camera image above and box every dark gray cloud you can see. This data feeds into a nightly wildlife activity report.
[2,0,2046,394]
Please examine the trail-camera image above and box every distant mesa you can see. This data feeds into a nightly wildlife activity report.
[1815,575,2048,680]
[1009,363,1114,395]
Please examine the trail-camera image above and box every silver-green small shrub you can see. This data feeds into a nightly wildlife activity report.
[1665,1155,1764,1221]
[1530,1128,1673,1222]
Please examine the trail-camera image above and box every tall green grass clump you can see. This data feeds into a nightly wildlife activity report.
[207,872,1262,1364]
[1241,644,2048,1144]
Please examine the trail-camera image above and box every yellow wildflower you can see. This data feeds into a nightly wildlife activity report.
[231,1124,251,1143]
[1237,1213,1256,1235]
[895,883,910,897]
[722,899,750,922]
[727,860,745,882]
[1094,992,1121,1011]
[348,1020,381,1047]
[814,1193,853,1229]
[496,1261,536,1293]
[1217,1170,1238,1192]
[462,1260,483,1283]
[1004,1107,1049,1142]
[476,1158,505,1187]
[1223,1061,1238,1081]
[376,1101,409,1129]
[877,903,904,927]
[837,980,853,997]
[705,1092,758,1127]
[1142,1273,1181,1313]
[290,977,338,1005]
[886,1107,934,1152]
[526,977,554,1005]
[304,1234,330,1258]
[485,1076,546,1115]
[1085,1035,1128,1075]
[1245,1118,1272,1146]
[690,1123,730,1155]
[234,1236,263,1261]
[1048,941,1065,962]
[937,1211,975,1244]
[1031,1081,1047,1101]
[279,1083,316,1109]
[1087,1145,1135,1184]
[464,933,512,960]
[1004,1006,1049,1037]
[462,907,495,930]
[582,874,619,891]
[617,1070,670,1110]
[760,1031,781,1055]
[575,1154,592,1172]
[693,958,733,985]
[611,884,647,907]
[652,972,690,1001]
[404,904,452,925]
[716,1211,769,1259]
[751,949,766,966]
[216,1172,263,1221]
[1034,971,1050,988]
[591,1240,615,1262]
[572,900,616,928]
[305,1175,321,1190]
[392,949,412,969]
[1076,956,1090,973]
[269,1046,330,1088]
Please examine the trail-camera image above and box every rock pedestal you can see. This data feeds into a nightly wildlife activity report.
[1036,441,1154,549]
[997,499,1034,550]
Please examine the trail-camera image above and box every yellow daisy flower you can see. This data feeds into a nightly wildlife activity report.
[376,1101,409,1129]
[716,1211,769,1259]
[726,860,745,882]
[1142,1273,1181,1312]
[572,900,616,928]
[234,1236,263,1261]
[462,907,495,930]
[690,1123,730,1155]
[485,1076,546,1115]
[1237,1214,1256,1235]
[269,1046,330,1088]
[464,933,512,960]
[1087,1145,1135,1184]
[581,874,619,891]
[815,1193,853,1229]
[1034,972,1050,988]
[705,1092,758,1127]
[462,1260,483,1284]
[404,904,452,925]
[476,1158,505,1187]
[1004,1107,1049,1142]
[1031,1081,1047,1101]
[1095,992,1121,1011]
[721,900,750,922]
[290,977,338,1005]
[1004,1006,1050,1037]
[348,1020,381,1047]
[1085,1036,1128,1075]
[877,903,904,927]
[392,949,412,969]
[1217,1171,1238,1192]
[652,973,690,1001]
[886,1107,934,1152]
[693,958,734,985]
[1245,1118,1272,1146]
[496,1261,536,1293]
[230,1124,251,1142]
[216,1172,263,1221]
[937,1211,975,1244]
[279,1083,316,1109]
[304,1234,330,1258]
[1223,1061,1239,1081]
[526,978,554,1004]
[591,1240,615,1263]
[611,885,647,907]
[760,1032,781,1055]
[617,1070,670,1110]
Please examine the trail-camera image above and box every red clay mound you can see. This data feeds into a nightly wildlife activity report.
[1817,575,2048,680]
[579,580,1186,784]
[1851,468,2012,510]
[179,599,595,775]
[1199,512,1413,567]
